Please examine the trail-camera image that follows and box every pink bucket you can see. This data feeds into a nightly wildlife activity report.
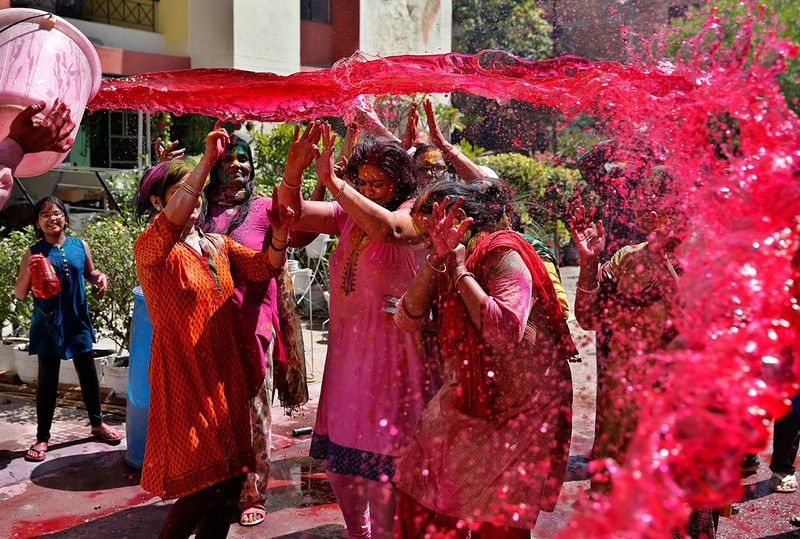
[0,8,101,177]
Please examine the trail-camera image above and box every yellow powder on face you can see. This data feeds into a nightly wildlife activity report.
[423,151,444,166]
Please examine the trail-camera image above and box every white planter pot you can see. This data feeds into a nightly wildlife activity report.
[0,338,27,374]
[15,348,115,385]
[15,353,37,384]
[102,364,128,398]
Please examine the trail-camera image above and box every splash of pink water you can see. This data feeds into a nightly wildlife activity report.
[91,12,800,537]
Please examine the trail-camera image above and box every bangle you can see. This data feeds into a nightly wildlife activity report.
[332,182,347,202]
[426,253,447,273]
[179,182,201,198]
[272,235,289,244]
[454,271,475,290]
[576,283,600,294]
[270,240,289,252]
[282,180,302,190]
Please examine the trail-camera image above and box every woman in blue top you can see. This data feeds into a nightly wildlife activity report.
[14,196,123,462]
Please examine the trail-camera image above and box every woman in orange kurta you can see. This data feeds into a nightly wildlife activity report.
[133,123,294,539]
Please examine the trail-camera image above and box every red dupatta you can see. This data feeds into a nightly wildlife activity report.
[438,230,577,417]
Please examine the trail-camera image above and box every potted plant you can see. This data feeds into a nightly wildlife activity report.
[0,227,36,373]
[82,212,145,396]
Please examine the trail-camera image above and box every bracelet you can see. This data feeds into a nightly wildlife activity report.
[332,182,347,202]
[576,283,600,294]
[454,271,475,290]
[179,182,201,198]
[269,238,292,253]
[282,180,302,190]
[426,253,447,273]
[272,235,289,244]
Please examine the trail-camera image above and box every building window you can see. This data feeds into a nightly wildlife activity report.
[301,0,330,24]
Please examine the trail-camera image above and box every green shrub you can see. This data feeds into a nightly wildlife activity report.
[0,227,36,338]
[82,215,145,352]
[476,152,584,248]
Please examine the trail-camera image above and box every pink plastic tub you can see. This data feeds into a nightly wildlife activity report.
[0,8,101,177]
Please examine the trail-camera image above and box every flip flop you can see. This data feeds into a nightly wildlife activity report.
[772,472,798,493]
[24,442,47,462]
[240,504,266,527]
[91,425,124,445]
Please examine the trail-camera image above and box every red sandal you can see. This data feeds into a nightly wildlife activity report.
[91,424,124,445]
[24,442,47,462]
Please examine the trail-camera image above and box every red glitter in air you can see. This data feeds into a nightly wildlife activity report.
[90,9,800,538]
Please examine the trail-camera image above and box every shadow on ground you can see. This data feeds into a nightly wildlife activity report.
[38,502,171,538]
[30,449,141,491]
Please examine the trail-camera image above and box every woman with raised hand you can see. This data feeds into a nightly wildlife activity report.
[197,134,313,528]
[278,123,434,538]
[133,121,293,539]
[393,180,576,538]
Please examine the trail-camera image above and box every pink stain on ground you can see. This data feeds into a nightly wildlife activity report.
[91,10,800,538]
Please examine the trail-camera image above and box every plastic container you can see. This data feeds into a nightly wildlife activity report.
[291,268,313,301]
[125,286,153,470]
[30,255,60,298]
[0,8,101,177]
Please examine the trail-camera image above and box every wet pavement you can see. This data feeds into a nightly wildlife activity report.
[0,267,798,538]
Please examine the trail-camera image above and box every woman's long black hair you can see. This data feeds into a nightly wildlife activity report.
[200,135,257,235]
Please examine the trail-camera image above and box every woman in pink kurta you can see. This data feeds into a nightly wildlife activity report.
[279,124,436,538]
[394,180,576,537]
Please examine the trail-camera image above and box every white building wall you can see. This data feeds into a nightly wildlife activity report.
[186,0,234,68]
[359,0,452,57]
[232,0,301,74]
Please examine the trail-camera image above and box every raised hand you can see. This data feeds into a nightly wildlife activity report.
[569,204,605,262]
[314,122,339,188]
[267,186,295,237]
[423,196,474,259]
[205,120,231,163]
[286,122,322,177]
[423,99,449,152]
[400,102,420,149]
[154,137,185,162]
[9,99,75,153]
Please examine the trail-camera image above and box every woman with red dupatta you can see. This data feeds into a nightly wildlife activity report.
[394,180,577,537]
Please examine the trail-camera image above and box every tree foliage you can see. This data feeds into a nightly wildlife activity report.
[453,0,553,60]
[663,0,800,115]
[475,152,583,247]
[452,0,556,154]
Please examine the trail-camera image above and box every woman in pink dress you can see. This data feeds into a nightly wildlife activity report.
[394,180,576,537]
[278,123,436,539]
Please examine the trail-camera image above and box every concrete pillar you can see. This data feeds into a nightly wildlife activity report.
[232,0,300,74]
[359,0,452,57]
[185,0,234,68]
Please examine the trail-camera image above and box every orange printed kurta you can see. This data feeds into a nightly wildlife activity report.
[133,212,280,499]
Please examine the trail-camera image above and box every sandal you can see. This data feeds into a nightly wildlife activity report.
[91,424,124,445]
[24,442,47,462]
[240,504,266,527]
[772,472,798,493]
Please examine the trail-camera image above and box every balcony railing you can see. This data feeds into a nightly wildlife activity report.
[10,0,157,32]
